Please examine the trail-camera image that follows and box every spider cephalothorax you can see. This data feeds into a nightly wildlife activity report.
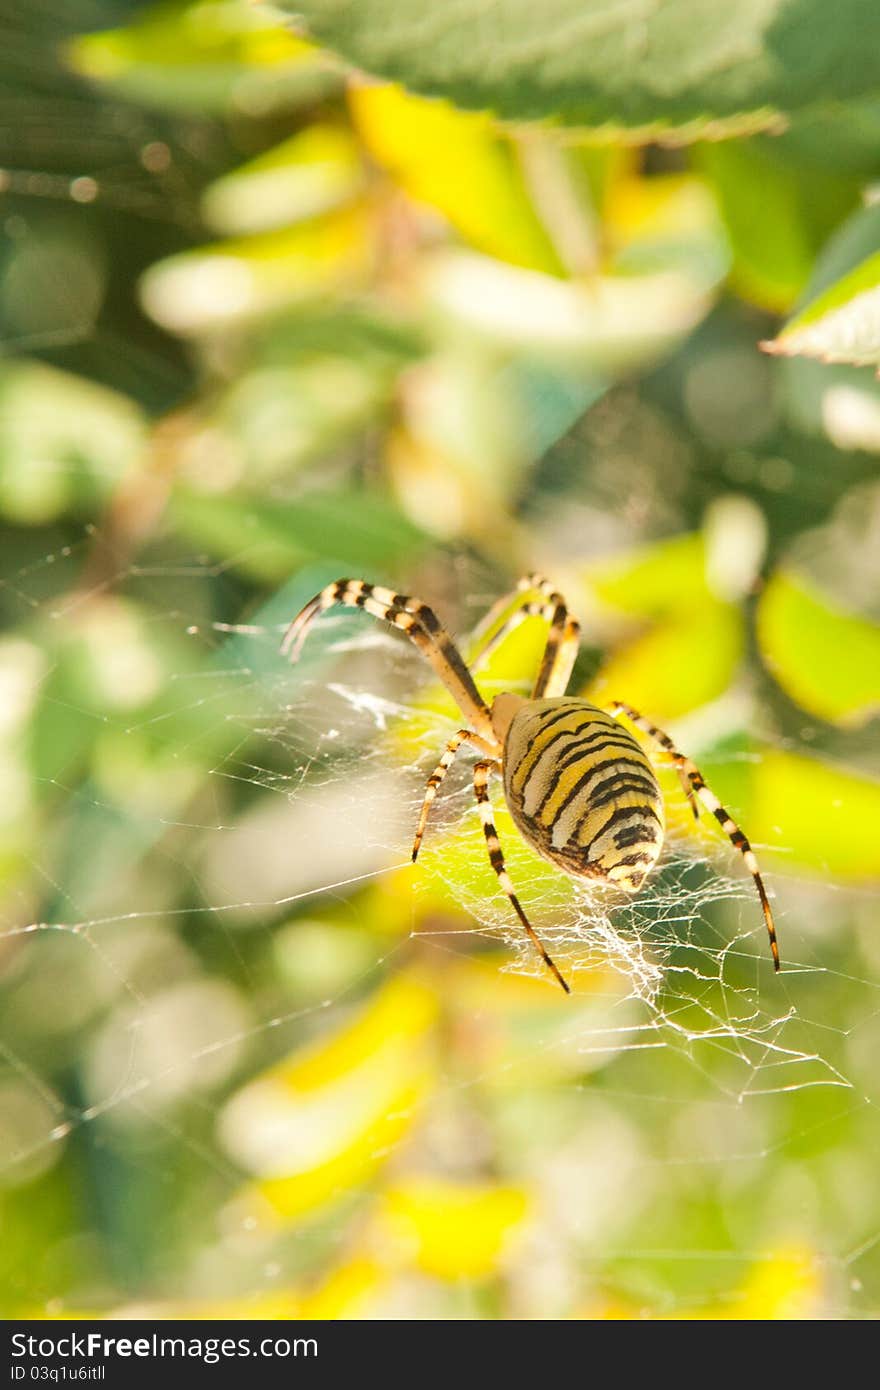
[284,575,779,993]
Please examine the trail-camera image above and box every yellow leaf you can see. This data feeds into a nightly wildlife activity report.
[298,1256,387,1318]
[380,1178,530,1280]
[350,84,562,274]
[605,171,725,272]
[140,205,371,335]
[218,974,438,1221]
[587,599,743,721]
[271,972,436,1091]
[249,1078,427,1222]
[733,1248,821,1320]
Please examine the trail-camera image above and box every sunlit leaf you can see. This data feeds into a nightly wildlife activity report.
[218,973,438,1221]
[578,526,754,720]
[586,599,744,722]
[758,569,880,727]
[420,250,712,373]
[379,1178,530,1280]
[70,0,335,114]
[583,503,766,617]
[698,741,880,882]
[202,125,364,236]
[732,1249,822,1320]
[140,206,371,335]
[762,249,880,372]
[583,531,711,617]
[350,84,564,274]
[776,205,880,431]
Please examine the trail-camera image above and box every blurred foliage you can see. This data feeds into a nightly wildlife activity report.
[0,0,879,1324]
[277,0,880,140]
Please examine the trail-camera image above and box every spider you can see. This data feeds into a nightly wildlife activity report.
[283,574,779,993]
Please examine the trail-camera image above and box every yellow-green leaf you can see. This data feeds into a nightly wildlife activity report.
[139,206,370,335]
[202,125,364,236]
[758,570,880,727]
[70,0,332,114]
[697,140,858,314]
[586,599,744,722]
[349,84,563,275]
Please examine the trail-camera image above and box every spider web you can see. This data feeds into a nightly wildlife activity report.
[1,3,879,1321]
[243,611,837,1070]
[1,548,877,1319]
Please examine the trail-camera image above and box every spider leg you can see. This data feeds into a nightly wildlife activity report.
[468,573,548,645]
[473,760,571,994]
[470,599,547,668]
[411,728,499,862]
[608,701,780,971]
[282,578,494,740]
[533,610,581,700]
[469,574,580,700]
[605,702,699,818]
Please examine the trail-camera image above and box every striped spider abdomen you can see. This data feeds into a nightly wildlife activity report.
[503,699,664,894]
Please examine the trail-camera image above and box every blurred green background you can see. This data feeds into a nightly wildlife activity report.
[1,0,879,1320]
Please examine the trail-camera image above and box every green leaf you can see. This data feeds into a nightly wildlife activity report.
[762,249,880,369]
[770,97,880,178]
[696,738,880,883]
[276,0,880,138]
[762,202,880,369]
[0,362,146,524]
[171,487,427,580]
[790,203,880,303]
[776,205,880,435]
[757,569,880,727]
[696,140,859,313]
